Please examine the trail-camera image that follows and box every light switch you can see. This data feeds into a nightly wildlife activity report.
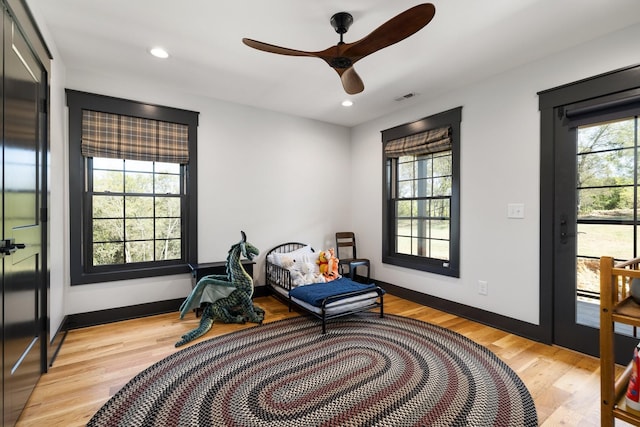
[507,203,525,219]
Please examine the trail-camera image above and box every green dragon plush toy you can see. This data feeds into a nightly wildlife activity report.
[175,231,265,347]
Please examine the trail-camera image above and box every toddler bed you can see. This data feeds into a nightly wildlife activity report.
[265,242,385,333]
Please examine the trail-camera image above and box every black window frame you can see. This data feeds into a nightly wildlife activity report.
[67,90,199,285]
[382,107,462,277]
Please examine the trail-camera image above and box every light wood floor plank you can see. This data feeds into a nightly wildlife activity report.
[15,294,624,426]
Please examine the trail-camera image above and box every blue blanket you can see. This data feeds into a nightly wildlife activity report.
[288,278,380,307]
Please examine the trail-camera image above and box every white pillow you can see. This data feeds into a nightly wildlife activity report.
[270,245,314,267]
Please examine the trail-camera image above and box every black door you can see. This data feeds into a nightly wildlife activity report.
[553,98,640,361]
[2,9,46,426]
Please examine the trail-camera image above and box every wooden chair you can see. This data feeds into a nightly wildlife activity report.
[335,232,370,282]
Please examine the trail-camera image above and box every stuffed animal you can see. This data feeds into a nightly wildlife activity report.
[176,231,264,347]
[280,256,294,270]
[301,261,325,283]
[316,251,329,275]
[290,269,306,287]
[278,257,305,286]
[323,248,340,282]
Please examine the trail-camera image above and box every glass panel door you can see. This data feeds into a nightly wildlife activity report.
[554,109,640,360]
[576,118,638,338]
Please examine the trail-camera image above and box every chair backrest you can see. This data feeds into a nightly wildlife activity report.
[336,232,357,260]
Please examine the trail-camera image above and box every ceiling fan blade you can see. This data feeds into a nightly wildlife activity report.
[343,3,435,63]
[242,38,317,57]
[338,66,364,94]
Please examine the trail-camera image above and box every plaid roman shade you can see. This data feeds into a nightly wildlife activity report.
[81,110,189,164]
[384,126,451,158]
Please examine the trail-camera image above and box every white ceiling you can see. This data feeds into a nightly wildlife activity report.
[26,0,640,127]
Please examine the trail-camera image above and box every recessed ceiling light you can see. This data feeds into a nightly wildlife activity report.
[150,47,169,59]
[341,100,353,107]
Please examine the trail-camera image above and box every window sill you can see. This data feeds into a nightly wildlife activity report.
[71,263,191,285]
[382,254,459,278]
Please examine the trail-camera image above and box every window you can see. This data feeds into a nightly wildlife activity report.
[67,90,199,285]
[382,107,461,277]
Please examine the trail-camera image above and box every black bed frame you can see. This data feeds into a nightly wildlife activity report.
[265,242,384,333]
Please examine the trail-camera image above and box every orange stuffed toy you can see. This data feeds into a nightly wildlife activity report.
[323,248,340,282]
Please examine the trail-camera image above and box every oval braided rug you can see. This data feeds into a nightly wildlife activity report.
[88,313,537,427]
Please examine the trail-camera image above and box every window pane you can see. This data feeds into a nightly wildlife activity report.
[431,240,449,261]
[432,177,451,197]
[413,237,427,256]
[93,195,123,218]
[415,179,431,197]
[126,241,154,262]
[578,118,635,154]
[155,173,180,194]
[125,172,153,193]
[396,201,412,218]
[578,149,634,187]
[93,218,123,242]
[431,199,450,219]
[397,235,411,255]
[156,218,181,239]
[577,187,633,220]
[156,197,181,216]
[93,170,123,193]
[398,181,413,198]
[397,219,411,236]
[398,161,414,180]
[431,220,450,240]
[577,223,633,260]
[93,242,124,265]
[125,196,154,217]
[415,200,430,218]
[156,239,181,260]
[125,159,153,172]
[432,153,452,176]
[415,157,430,178]
[155,162,180,174]
[125,218,154,240]
[412,219,429,238]
[577,257,599,295]
[93,157,123,170]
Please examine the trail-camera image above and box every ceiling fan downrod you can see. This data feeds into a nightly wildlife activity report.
[329,12,354,68]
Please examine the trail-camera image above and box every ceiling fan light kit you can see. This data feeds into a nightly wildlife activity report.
[242,3,435,95]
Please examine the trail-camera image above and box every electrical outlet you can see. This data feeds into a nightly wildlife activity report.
[478,280,488,296]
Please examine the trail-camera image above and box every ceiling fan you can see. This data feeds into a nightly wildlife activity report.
[242,3,436,95]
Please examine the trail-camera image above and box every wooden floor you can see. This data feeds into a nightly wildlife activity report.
[16,294,623,426]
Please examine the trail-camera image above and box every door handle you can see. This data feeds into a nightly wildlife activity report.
[559,214,575,245]
[0,239,26,255]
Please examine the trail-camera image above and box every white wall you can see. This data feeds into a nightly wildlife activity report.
[350,23,640,325]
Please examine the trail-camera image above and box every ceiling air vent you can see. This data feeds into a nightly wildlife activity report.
[394,92,418,102]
